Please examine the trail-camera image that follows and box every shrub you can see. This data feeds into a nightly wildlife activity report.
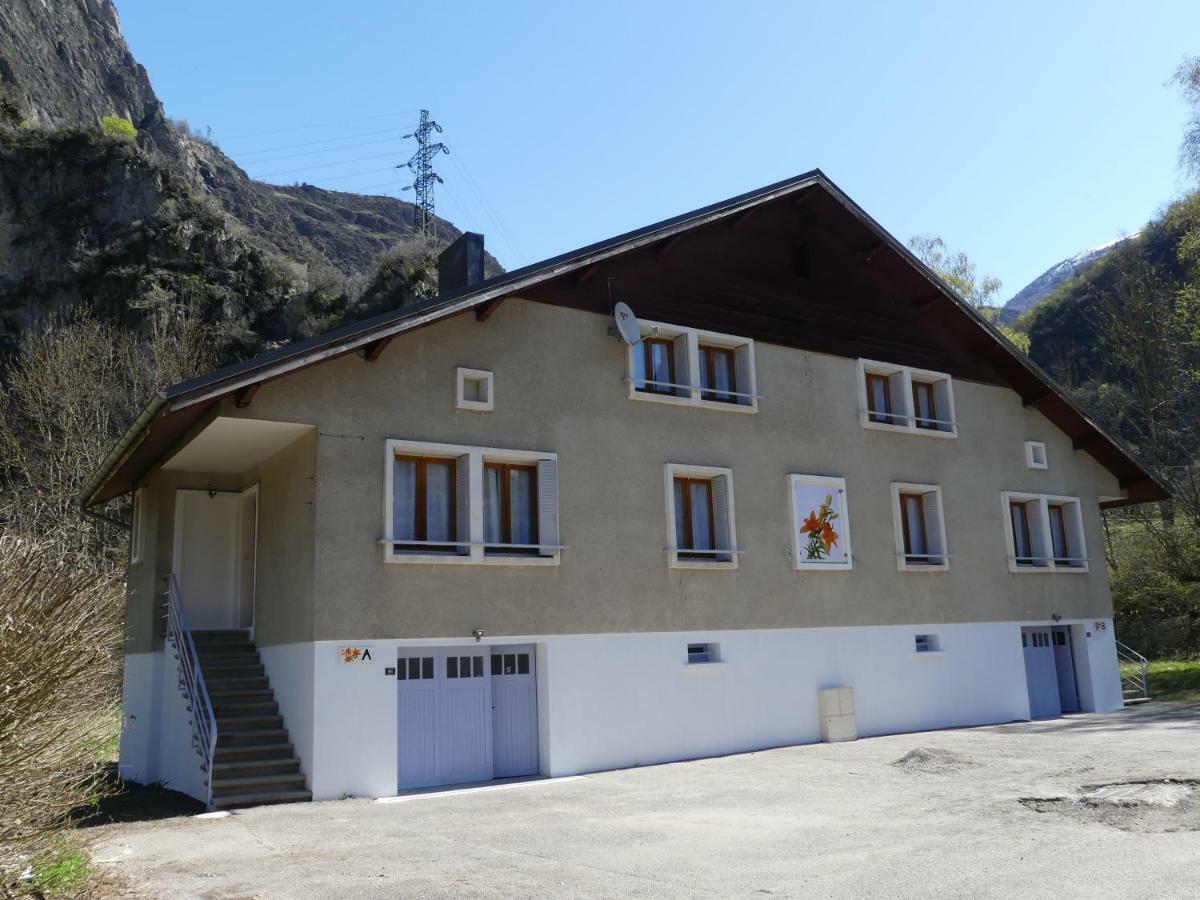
[99,115,136,140]
[0,536,123,888]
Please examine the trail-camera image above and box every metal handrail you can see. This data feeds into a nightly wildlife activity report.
[165,575,217,809]
[1115,639,1150,702]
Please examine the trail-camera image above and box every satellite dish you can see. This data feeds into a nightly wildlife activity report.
[612,301,642,345]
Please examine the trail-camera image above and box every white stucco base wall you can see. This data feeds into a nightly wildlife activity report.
[118,650,208,802]
[260,617,1120,801]
[258,642,316,787]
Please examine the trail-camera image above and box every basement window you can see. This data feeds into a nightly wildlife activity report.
[1002,492,1087,573]
[891,483,949,571]
[456,367,494,411]
[914,633,940,653]
[628,320,757,412]
[858,359,956,437]
[687,642,721,664]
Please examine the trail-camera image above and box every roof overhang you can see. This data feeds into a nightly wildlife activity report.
[81,170,1171,509]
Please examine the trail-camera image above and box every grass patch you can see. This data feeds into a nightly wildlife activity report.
[1147,659,1200,702]
[30,848,90,895]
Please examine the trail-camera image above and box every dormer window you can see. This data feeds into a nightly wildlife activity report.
[858,359,956,437]
[628,321,757,413]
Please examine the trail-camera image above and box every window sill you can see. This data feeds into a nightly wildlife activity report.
[897,562,950,573]
[630,389,757,414]
[1007,564,1089,575]
[793,561,853,572]
[668,557,738,571]
[861,417,957,439]
[384,551,560,567]
[683,661,728,672]
[913,651,946,659]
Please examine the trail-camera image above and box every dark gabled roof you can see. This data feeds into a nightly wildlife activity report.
[82,170,1171,508]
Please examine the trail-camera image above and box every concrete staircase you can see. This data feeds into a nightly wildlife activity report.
[192,630,311,809]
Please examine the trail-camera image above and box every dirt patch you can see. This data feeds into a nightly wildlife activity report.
[891,747,980,775]
[1021,779,1200,832]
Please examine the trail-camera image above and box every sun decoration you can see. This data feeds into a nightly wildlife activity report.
[800,494,840,560]
[340,647,363,664]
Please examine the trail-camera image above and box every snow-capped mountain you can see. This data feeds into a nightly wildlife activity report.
[998,235,1136,324]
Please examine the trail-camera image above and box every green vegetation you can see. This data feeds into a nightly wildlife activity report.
[30,847,91,895]
[99,114,136,140]
[1146,659,1200,703]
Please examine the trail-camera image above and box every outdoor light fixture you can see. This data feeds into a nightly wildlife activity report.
[473,628,485,643]
[1051,613,1062,622]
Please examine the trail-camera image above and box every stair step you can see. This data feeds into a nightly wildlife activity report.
[218,728,288,747]
[207,676,269,691]
[209,687,275,702]
[211,758,300,777]
[212,773,307,796]
[211,789,313,810]
[197,649,259,661]
[212,700,279,716]
[214,742,295,762]
[218,714,284,732]
[202,664,266,678]
[193,629,250,640]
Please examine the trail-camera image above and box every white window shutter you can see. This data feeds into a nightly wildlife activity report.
[734,345,754,406]
[712,475,731,562]
[537,459,559,556]
[672,333,690,397]
[456,454,471,555]
[922,490,944,564]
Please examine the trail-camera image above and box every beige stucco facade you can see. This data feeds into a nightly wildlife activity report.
[124,298,1121,653]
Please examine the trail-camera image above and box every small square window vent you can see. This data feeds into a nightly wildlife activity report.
[687,642,720,664]
[1025,441,1048,470]
[456,367,494,411]
[914,633,940,653]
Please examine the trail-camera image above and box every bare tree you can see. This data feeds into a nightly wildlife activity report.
[908,235,1003,309]
[1176,56,1200,183]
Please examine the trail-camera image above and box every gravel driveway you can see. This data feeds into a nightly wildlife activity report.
[93,703,1200,898]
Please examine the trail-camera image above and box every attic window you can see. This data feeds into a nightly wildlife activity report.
[628,321,758,413]
[1025,441,1048,470]
[456,368,493,412]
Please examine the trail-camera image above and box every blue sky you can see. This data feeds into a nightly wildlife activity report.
[116,0,1200,301]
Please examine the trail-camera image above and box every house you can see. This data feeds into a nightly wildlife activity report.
[83,171,1169,809]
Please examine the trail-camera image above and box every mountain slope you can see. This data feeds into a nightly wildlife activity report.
[998,235,1133,324]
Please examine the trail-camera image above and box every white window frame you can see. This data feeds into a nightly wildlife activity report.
[890,482,950,572]
[663,463,739,570]
[455,367,494,412]
[1000,491,1088,574]
[130,486,146,565]
[1024,440,1048,470]
[383,439,560,566]
[787,474,852,571]
[857,358,957,438]
[628,320,758,414]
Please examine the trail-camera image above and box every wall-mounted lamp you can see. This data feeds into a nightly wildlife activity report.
[472,628,485,643]
[1051,613,1062,623]
[207,481,218,498]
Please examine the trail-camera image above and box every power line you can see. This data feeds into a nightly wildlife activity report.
[400,110,449,239]
[256,165,398,186]
[228,127,408,158]
[236,134,406,167]
[253,151,400,179]
[445,147,525,264]
[219,110,420,142]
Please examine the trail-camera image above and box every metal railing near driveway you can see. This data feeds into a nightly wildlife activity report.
[164,574,217,809]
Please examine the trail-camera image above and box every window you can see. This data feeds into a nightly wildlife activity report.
[392,455,460,554]
[633,337,680,396]
[484,462,538,555]
[891,483,948,571]
[686,642,720,664]
[397,656,435,680]
[698,344,737,403]
[385,440,560,565]
[664,464,737,568]
[1001,492,1087,573]
[628,321,757,412]
[914,634,940,653]
[491,652,531,675]
[455,367,494,412]
[858,359,956,437]
[447,655,484,678]
[788,475,852,570]
[1025,441,1048,470]
[130,487,146,565]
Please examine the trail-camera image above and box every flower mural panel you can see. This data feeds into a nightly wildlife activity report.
[789,475,852,570]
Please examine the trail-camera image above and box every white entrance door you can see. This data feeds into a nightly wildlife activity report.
[1051,626,1080,713]
[396,648,493,791]
[1021,627,1062,718]
[172,488,257,630]
[491,646,539,778]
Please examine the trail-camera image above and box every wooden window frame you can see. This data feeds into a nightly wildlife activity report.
[865,373,893,425]
[899,492,931,564]
[698,344,738,404]
[484,461,539,555]
[911,380,938,430]
[1048,502,1070,565]
[673,476,716,560]
[639,337,677,395]
[393,454,457,553]
[1010,500,1034,566]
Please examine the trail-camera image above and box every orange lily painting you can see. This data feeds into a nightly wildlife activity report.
[800,494,840,561]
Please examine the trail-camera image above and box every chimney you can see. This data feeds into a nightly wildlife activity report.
[437,232,486,293]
